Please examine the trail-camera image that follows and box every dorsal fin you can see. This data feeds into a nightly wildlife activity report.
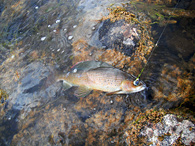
[70,61,113,73]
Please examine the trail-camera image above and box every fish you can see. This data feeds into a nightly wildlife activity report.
[57,61,146,98]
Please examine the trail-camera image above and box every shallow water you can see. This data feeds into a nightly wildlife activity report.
[0,0,194,145]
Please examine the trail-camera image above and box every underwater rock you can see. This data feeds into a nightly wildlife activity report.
[7,62,60,113]
[90,19,140,56]
[11,104,87,146]
[141,114,195,145]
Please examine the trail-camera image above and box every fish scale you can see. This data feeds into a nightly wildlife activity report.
[86,68,125,92]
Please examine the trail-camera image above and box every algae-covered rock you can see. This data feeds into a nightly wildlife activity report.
[141,114,195,145]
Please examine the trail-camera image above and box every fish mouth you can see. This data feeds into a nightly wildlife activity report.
[132,85,145,93]
[132,82,147,93]
[119,84,146,94]
[139,85,146,91]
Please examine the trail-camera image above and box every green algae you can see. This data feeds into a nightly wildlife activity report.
[125,0,194,27]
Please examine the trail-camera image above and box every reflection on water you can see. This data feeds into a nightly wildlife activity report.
[0,0,194,145]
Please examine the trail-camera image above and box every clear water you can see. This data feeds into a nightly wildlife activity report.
[0,0,194,145]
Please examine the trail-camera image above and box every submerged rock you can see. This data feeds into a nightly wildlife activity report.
[90,19,140,56]
[141,114,195,145]
[7,62,59,112]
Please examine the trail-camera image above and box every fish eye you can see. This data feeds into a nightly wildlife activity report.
[133,79,139,86]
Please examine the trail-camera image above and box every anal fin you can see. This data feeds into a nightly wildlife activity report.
[74,86,92,98]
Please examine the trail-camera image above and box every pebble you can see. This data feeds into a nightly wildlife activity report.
[73,25,77,28]
[68,36,73,40]
[53,30,56,33]
[8,116,11,120]
[41,37,46,41]
[35,6,39,9]
[56,20,61,23]
[48,25,51,28]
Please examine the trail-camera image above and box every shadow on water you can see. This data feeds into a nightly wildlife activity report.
[142,14,195,109]
[0,108,20,146]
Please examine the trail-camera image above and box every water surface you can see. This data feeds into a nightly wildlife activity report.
[0,0,194,145]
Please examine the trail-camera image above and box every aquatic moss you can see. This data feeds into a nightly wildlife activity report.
[151,54,195,107]
[169,95,195,122]
[126,0,195,27]
[102,6,139,24]
[0,89,8,106]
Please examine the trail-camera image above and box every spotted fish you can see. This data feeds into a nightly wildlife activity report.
[57,61,146,97]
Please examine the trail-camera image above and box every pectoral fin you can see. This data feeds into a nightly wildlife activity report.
[106,90,122,96]
[62,80,72,90]
[74,86,92,98]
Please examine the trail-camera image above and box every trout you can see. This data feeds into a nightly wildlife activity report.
[57,61,146,97]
